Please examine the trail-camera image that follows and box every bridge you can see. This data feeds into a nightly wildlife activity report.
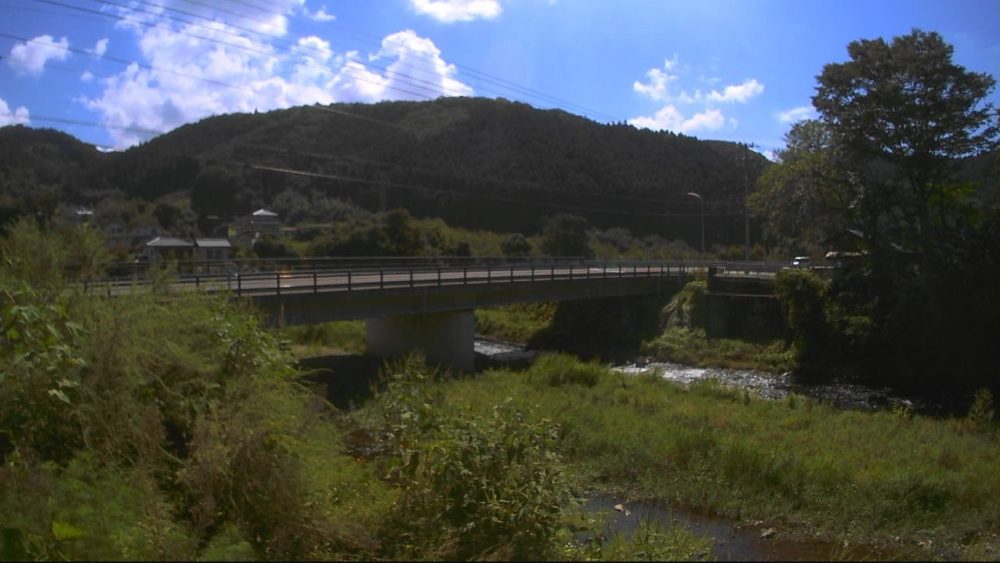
[97,257,783,371]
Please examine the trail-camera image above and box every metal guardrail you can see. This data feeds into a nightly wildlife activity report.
[82,258,789,299]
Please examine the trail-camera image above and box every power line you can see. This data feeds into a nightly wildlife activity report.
[31,0,450,102]
[92,0,624,123]
[247,143,736,209]
[4,0,627,148]
[1,111,740,219]
[80,0,472,99]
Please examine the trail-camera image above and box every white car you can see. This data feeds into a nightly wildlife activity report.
[791,256,811,268]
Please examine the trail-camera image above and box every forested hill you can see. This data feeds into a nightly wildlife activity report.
[1,97,771,239]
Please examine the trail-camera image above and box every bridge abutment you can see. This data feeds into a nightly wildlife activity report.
[365,310,475,373]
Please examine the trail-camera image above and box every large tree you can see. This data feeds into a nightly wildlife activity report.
[755,29,1000,394]
[749,120,848,253]
[812,29,998,258]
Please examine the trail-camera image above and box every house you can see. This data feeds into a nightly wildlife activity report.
[195,238,232,261]
[143,236,195,262]
[144,237,233,263]
[233,208,281,245]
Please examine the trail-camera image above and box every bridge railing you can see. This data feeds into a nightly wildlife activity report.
[85,258,735,298]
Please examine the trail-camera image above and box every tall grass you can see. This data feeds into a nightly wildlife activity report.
[474,302,557,343]
[421,357,1000,560]
[642,326,795,372]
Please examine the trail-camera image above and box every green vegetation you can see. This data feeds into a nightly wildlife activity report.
[2,27,998,562]
[3,220,1000,560]
[425,357,1000,560]
[751,29,998,395]
[641,278,795,372]
[474,302,557,343]
[642,327,795,372]
[279,320,366,357]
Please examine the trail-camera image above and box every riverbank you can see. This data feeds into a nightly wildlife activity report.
[388,355,1000,560]
[279,313,1000,560]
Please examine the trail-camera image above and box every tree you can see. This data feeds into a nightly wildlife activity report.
[540,214,593,258]
[750,120,848,252]
[812,29,999,258]
[795,28,1000,394]
[500,233,532,257]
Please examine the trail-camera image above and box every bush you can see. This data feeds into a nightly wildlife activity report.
[660,280,708,330]
[381,400,575,560]
[774,268,829,362]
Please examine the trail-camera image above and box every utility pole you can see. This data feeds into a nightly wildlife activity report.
[742,142,757,262]
[686,192,704,253]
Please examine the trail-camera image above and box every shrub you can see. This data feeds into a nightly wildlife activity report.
[567,518,713,561]
[660,280,708,330]
[382,400,575,560]
[967,388,996,431]
[774,268,829,361]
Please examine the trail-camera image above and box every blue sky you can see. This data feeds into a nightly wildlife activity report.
[1,0,998,157]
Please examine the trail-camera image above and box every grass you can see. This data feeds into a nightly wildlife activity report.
[474,302,557,343]
[641,326,796,372]
[279,320,367,357]
[406,354,1000,560]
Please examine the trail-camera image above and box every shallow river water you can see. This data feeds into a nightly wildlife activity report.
[476,337,922,413]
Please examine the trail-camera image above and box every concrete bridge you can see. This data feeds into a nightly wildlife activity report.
[102,257,783,371]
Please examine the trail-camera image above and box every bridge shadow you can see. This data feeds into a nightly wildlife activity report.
[296,350,537,410]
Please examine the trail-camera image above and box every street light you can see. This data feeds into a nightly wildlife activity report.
[686,192,704,254]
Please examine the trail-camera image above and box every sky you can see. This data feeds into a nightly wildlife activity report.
[0,0,998,158]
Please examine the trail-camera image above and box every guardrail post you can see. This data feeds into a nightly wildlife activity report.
[531,265,535,282]
[409,269,414,288]
[348,271,352,291]
[380,269,384,289]
[510,265,514,283]
[463,267,467,284]
[487,266,491,283]
[313,271,317,293]
[438,268,442,286]
[276,272,281,296]
[569,264,573,280]
[196,275,200,289]
[237,275,242,296]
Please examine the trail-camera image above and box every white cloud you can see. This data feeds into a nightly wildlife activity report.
[366,30,473,100]
[113,0,303,37]
[632,56,680,101]
[93,38,109,56]
[410,0,502,23]
[305,5,336,22]
[706,79,764,103]
[8,35,70,76]
[628,106,724,134]
[0,97,30,126]
[629,57,764,135]
[83,12,471,146]
[81,71,94,82]
[777,105,816,123]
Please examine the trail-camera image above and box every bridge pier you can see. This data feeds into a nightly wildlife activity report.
[365,310,475,373]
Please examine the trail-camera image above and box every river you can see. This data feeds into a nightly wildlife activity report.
[476,337,924,413]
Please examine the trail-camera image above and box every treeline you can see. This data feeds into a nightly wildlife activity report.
[0,97,770,246]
